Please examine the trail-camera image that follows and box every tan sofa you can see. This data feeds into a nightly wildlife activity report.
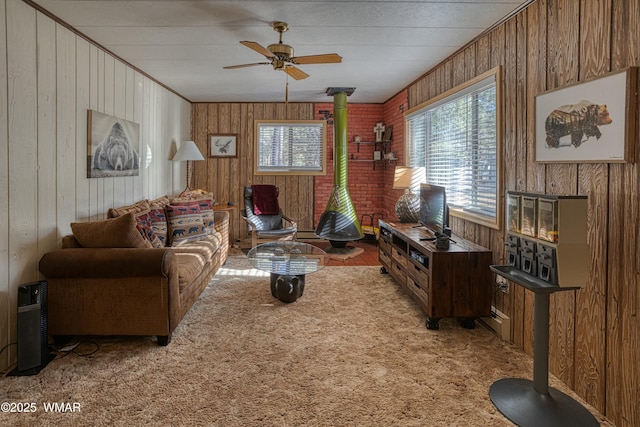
[39,191,229,345]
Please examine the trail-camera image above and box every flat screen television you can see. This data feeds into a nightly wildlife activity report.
[419,183,447,235]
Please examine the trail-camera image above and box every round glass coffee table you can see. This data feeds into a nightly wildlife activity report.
[247,241,327,303]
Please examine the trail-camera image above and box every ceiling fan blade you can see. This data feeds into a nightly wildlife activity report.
[223,62,270,69]
[292,53,342,64]
[283,66,309,80]
[240,41,276,58]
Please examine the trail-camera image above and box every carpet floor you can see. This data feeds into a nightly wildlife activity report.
[2,256,612,426]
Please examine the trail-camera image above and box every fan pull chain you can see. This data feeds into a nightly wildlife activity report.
[285,76,289,105]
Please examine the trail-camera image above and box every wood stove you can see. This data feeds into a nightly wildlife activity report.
[315,88,364,250]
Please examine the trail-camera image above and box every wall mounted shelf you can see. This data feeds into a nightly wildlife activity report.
[349,139,394,169]
[350,140,392,152]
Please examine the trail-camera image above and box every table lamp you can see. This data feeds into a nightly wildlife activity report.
[393,166,426,223]
[173,140,205,194]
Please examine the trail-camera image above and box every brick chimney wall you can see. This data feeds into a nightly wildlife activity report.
[383,89,409,223]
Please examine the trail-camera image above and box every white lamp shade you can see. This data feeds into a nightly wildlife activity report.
[173,140,205,162]
[393,166,426,190]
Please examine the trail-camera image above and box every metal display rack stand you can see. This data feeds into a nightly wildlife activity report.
[489,265,598,427]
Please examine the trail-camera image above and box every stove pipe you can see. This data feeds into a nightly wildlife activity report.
[315,89,363,246]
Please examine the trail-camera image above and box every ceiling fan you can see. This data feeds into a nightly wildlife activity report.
[223,21,342,80]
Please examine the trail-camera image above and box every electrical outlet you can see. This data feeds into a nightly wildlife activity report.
[495,275,509,294]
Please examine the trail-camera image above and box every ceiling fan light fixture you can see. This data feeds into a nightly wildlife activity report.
[224,21,342,80]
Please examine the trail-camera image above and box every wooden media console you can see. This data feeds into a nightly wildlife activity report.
[378,220,493,330]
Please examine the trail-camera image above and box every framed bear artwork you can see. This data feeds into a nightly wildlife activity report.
[535,67,637,163]
[87,110,141,178]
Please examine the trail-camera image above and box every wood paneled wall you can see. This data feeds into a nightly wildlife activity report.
[408,1,638,425]
[0,0,191,371]
[190,103,316,244]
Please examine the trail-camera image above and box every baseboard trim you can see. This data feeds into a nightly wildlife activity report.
[480,307,510,341]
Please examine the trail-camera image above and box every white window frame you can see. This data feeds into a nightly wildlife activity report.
[254,120,327,176]
[405,66,503,230]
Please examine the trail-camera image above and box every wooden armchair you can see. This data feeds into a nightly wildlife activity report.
[241,185,297,248]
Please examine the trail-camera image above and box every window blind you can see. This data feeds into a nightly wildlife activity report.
[407,72,499,224]
[256,121,325,173]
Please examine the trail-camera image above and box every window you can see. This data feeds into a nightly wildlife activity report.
[406,66,502,229]
[255,120,327,175]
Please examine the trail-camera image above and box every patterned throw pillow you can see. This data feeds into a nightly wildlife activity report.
[149,195,171,209]
[149,196,171,246]
[107,200,162,248]
[165,204,207,246]
[176,188,214,201]
[107,199,150,218]
[148,208,167,246]
[172,198,215,235]
[136,211,163,248]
